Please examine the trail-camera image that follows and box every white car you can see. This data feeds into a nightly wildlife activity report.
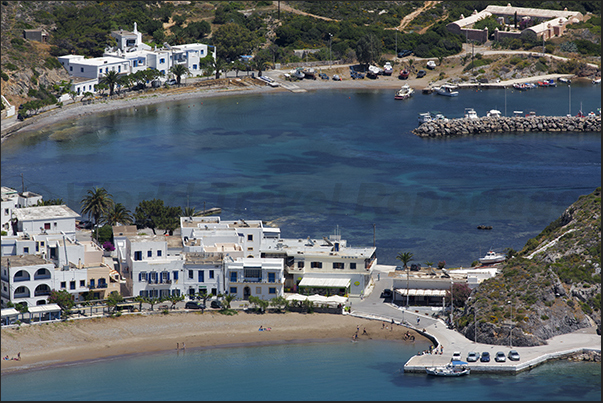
[452,351,462,361]
[495,351,507,362]
[466,351,479,362]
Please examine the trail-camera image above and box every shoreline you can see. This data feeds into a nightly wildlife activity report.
[0,311,425,375]
[1,68,586,143]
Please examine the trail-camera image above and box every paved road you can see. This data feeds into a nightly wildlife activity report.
[349,264,601,372]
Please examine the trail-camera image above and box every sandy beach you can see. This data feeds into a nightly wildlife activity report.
[0,311,424,374]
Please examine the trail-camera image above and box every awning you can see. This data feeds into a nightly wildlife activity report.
[395,288,447,297]
[298,277,351,288]
[27,303,62,314]
[1,308,20,318]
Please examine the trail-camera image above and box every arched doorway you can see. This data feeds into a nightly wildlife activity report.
[243,286,251,300]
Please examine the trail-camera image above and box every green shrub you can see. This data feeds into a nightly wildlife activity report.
[3,62,18,71]
[1,71,8,81]
[535,61,547,72]
[44,57,62,69]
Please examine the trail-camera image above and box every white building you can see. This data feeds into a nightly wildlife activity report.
[12,205,79,237]
[261,230,377,297]
[225,257,284,300]
[1,187,43,232]
[113,229,184,298]
[1,255,55,307]
[182,252,224,298]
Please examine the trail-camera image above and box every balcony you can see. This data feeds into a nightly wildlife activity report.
[13,276,30,282]
[34,274,52,280]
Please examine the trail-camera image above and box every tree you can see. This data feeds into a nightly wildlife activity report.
[248,295,269,313]
[223,294,236,309]
[251,54,269,77]
[36,198,64,206]
[103,203,133,226]
[212,22,259,62]
[170,64,189,85]
[105,291,124,313]
[167,294,184,310]
[270,296,288,313]
[407,58,414,72]
[133,295,147,312]
[446,283,472,308]
[48,289,75,311]
[437,55,445,66]
[81,187,114,236]
[134,199,181,235]
[101,70,120,96]
[209,57,228,79]
[232,60,246,77]
[396,252,414,269]
[355,33,382,67]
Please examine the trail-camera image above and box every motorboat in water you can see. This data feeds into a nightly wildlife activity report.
[558,77,571,84]
[394,84,414,100]
[464,108,479,119]
[593,78,601,84]
[435,84,459,97]
[487,109,502,118]
[426,361,470,377]
[479,250,506,264]
[418,112,432,124]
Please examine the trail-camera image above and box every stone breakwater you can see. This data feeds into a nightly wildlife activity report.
[413,115,601,137]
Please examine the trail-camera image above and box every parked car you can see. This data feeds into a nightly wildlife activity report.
[467,351,479,362]
[398,49,413,58]
[417,70,426,78]
[426,60,436,70]
[332,75,341,81]
[185,301,206,310]
[319,73,329,80]
[508,350,520,361]
[380,289,393,299]
[495,351,507,362]
[480,351,490,362]
[210,300,222,309]
[166,79,177,85]
[452,351,462,361]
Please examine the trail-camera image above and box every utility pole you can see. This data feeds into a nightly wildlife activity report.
[329,33,333,69]
[508,300,513,348]
[372,224,375,248]
[21,173,25,193]
[395,29,398,60]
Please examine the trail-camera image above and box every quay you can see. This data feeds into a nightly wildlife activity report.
[348,265,601,375]
[413,115,601,137]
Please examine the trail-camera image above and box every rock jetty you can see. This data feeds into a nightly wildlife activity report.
[413,115,601,137]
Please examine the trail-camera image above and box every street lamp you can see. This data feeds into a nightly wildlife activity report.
[328,33,333,69]
[450,279,454,328]
[406,264,410,307]
[507,300,513,348]
[568,84,571,116]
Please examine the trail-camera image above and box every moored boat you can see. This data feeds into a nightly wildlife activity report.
[487,109,502,118]
[464,108,478,119]
[547,79,556,87]
[383,62,393,76]
[394,84,414,100]
[593,78,601,84]
[479,250,506,264]
[435,84,459,97]
[426,361,470,377]
[418,112,432,124]
[558,77,571,83]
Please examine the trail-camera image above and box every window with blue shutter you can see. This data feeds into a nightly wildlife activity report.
[173,271,178,280]
[230,271,237,282]
[198,270,204,282]
[268,273,275,283]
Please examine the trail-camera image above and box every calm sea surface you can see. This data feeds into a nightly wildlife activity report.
[0,82,601,400]
[1,340,600,401]
[1,81,600,267]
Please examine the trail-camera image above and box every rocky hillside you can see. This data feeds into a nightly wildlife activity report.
[459,187,601,346]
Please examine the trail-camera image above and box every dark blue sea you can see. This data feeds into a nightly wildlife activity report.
[1,82,601,400]
[1,340,601,401]
[2,81,600,268]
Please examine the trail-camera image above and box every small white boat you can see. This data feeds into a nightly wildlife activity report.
[395,84,414,100]
[368,65,383,75]
[436,84,459,97]
[487,109,501,118]
[426,361,470,377]
[418,112,432,123]
[426,60,436,70]
[593,78,601,84]
[383,62,393,76]
[464,108,479,119]
[558,77,571,84]
[479,250,506,264]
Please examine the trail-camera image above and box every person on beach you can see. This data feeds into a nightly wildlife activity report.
[362,327,368,335]
[17,352,20,360]
[177,343,179,350]
[182,342,185,350]
[259,325,264,331]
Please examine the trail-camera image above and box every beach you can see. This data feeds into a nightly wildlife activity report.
[0,311,422,374]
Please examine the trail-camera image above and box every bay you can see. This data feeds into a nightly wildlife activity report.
[1,340,600,401]
[1,82,600,268]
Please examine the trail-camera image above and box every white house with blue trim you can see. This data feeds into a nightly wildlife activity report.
[225,257,284,300]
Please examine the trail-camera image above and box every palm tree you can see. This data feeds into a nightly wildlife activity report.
[80,187,114,236]
[103,203,133,226]
[396,252,414,269]
[396,251,414,307]
[252,55,269,77]
[209,57,227,79]
[170,64,189,85]
[407,58,414,72]
[182,206,204,217]
[232,60,245,77]
[101,70,121,96]
[36,198,64,206]
[437,55,445,66]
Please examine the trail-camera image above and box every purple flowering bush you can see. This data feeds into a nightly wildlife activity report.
[103,241,115,251]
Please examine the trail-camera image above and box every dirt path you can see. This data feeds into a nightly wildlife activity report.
[279,2,339,22]
[393,1,439,32]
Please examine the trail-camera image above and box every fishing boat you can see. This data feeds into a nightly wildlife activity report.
[558,77,571,84]
[394,84,414,100]
[426,361,470,377]
[399,69,409,80]
[479,250,506,264]
[487,109,501,117]
[547,79,556,87]
[435,84,459,97]
[426,60,436,70]
[537,80,549,87]
[432,112,448,122]
[383,62,393,76]
[464,108,479,119]
[418,112,432,124]
[593,78,601,84]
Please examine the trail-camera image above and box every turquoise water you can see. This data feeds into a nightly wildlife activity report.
[2,82,599,267]
[1,340,600,401]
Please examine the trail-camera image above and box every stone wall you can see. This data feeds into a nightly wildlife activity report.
[413,115,601,137]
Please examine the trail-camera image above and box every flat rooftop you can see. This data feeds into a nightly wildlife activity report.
[1,255,50,268]
[13,205,80,221]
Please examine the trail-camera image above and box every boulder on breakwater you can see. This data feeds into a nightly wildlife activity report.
[412,115,601,137]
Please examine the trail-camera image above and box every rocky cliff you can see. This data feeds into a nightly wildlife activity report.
[459,187,601,346]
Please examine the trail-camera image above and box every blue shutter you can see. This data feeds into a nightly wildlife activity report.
[173,271,178,280]
[138,273,142,281]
